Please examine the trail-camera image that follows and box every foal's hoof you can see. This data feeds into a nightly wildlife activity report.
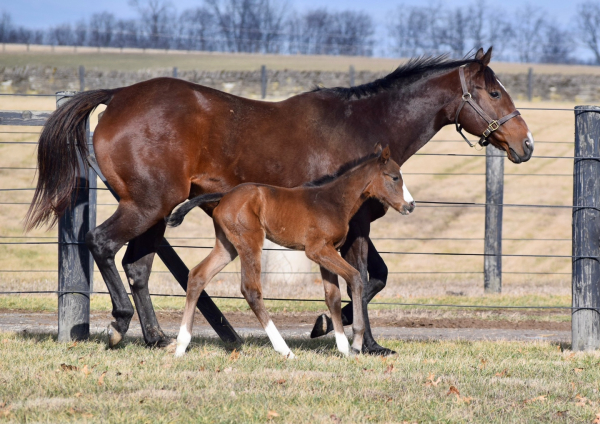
[349,347,361,357]
[310,314,333,338]
[362,344,397,357]
[107,322,123,348]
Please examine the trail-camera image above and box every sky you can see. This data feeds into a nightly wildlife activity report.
[0,0,579,31]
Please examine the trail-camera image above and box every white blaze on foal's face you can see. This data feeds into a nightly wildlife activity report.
[400,171,413,204]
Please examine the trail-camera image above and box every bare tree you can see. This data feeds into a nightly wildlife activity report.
[577,1,600,64]
[178,7,217,51]
[89,12,116,47]
[74,19,87,47]
[512,4,546,62]
[50,23,73,46]
[130,0,175,49]
[113,19,139,49]
[540,22,574,63]
[0,11,12,42]
[328,11,374,56]
[441,8,468,58]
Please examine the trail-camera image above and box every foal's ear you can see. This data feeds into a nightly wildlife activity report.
[381,146,390,163]
[475,48,485,60]
[373,143,383,155]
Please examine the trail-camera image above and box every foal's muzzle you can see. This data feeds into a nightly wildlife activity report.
[402,201,416,215]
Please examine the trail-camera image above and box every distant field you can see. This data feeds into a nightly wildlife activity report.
[2,43,600,74]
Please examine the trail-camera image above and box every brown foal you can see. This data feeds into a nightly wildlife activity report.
[168,146,415,358]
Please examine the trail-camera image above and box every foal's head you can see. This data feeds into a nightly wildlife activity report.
[454,47,533,163]
[368,145,415,215]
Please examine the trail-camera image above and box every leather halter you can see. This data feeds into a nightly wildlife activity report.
[454,65,521,148]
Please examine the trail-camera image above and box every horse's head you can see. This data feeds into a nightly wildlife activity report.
[369,145,415,215]
[454,47,533,164]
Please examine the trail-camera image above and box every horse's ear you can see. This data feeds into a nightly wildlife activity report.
[475,48,485,60]
[381,146,390,163]
[481,47,493,67]
[373,143,383,155]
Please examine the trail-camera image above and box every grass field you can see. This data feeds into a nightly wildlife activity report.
[3,44,600,74]
[1,334,599,423]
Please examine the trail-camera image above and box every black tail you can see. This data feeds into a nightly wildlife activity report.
[167,193,226,227]
[25,89,116,231]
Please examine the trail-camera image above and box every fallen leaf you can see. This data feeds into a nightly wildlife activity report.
[67,342,78,350]
[571,382,576,390]
[564,353,576,361]
[461,397,473,405]
[61,363,78,371]
[330,414,342,424]
[215,367,221,373]
[425,373,441,387]
[2,339,8,343]
[384,364,394,374]
[267,410,279,420]
[575,394,590,407]
[139,360,146,365]
[495,369,508,377]
[524,395,546,404]
[592,411,600,424]
[275,379,286,385]
[82,365,90,376]
[573,368,584,373]
[230,349,240,361]
[0,405,11,418]
[479,359,487,369]
[223,367,233,373]
[74,393,82,398]
[98,371,106,386]
[447,386,460,397]
[199,366,205,372]
[555,410,568,417]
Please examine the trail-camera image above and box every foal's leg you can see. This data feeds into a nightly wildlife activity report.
[307,244,364,353]
[320,267,350,356]
[236,232,295,358]
[175,228,237,357]
[122,220,172,347]
[86,201,165,348]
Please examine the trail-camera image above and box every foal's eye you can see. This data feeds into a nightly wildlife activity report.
[391,175,399,182]
[490,91,501,99]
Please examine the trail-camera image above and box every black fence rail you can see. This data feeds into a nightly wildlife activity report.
[0,91,598,351]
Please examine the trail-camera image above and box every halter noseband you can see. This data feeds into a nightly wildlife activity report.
[454,64,521,148]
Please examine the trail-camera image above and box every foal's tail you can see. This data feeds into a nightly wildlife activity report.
[167,193,226,227]
[25,89,117,231]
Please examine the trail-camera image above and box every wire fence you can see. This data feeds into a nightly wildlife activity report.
[0,91,581,317]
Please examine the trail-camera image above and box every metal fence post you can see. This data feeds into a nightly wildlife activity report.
[349,65,355,87]
[527,68,533,102]
[572,105,600,351]
[79,66,85,92]
[57,91,92,342]
[261,65,267,99]
[484,144,504,293]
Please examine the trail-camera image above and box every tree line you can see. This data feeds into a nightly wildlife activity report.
[1,0,600,64]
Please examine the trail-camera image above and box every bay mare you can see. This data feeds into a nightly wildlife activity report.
[167,146,415,358]
[26,47,533,355]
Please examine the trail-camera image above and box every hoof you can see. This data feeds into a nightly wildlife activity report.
[149,337,176,349]
[286,351,296,359]
[362,344,397,357]
[310,314,333,339]
[349,347,361,357]
[165,340,178,355]
[107,322,123,348]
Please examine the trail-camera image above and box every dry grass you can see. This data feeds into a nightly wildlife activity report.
[0,93,576,306]
[1,333,599,423]
[3,45,600,74]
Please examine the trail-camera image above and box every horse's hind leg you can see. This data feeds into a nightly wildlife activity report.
[236,232,294,358]
[86,201,166,348]
[176,227,237,357]
[319,267,350,356]
[122,220,171,347]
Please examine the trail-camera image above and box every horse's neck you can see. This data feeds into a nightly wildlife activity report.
[319,162,377,221]
[356,71,457,166]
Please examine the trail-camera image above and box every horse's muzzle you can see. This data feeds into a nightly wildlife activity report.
[509,137,534,164]
[402,201,416,215]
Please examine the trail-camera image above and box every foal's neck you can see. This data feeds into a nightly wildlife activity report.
[317,161,379,223]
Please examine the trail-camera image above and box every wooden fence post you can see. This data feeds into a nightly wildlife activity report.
[527,68,533,102]
[572,105,600,351]
[261,65,267,99]
[484,144,504,293]
[349,65,355,87]
[57,91,92,342]
[79,66,85,92]
[172,67,178,78]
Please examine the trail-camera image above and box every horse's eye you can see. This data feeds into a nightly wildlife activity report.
[392,175,399,182]
[490,91,500,99]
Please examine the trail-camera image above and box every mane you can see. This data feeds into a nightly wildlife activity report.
[313,54,498,100]
[304,150,381,187]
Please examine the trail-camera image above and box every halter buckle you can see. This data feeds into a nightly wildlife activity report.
[482,120,499,138]
[462,93,472,101]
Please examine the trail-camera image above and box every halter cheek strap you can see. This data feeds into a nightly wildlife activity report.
[455,65,521,148]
